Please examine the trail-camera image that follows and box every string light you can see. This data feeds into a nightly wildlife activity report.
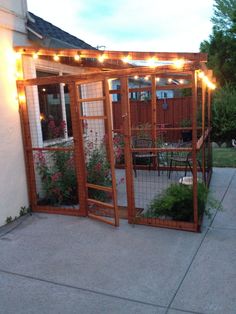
[144,75,150,81]
[168,78,172,83]
[74,54,80,61]
[42,88,46,92]
[98,54,105,63]
[147,57,157,68]
[179,79,184,84]
[53,55,60,62]
[198,71,204,79]
[33,52,39,60]
[122,55,131,63]
[155,77,160,82]
[15,52,22,60]
[173,59,185,68]
[19,94,26,102]
[134,75,139,79]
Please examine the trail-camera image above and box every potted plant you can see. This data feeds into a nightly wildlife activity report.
[180,119,192,142]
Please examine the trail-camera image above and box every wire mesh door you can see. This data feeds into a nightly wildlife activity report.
[76,78,119,226]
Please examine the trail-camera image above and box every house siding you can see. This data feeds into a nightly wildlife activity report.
[0,0,29,226]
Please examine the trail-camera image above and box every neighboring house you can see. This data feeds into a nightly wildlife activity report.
[111,77,174,102]
[0,1,97,226]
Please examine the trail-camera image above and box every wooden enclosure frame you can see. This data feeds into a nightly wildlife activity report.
[16,48,214,232]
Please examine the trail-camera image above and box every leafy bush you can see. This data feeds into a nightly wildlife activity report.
[212,84,236,146]
[35,149,77,205]
[144,183,218,222]
[87,147,112,201]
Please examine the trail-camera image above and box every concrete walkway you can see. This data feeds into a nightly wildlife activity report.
[0,168,236,314]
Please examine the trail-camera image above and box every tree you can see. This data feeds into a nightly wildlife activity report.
[211,84,236,146]
[200,0,236,86]
[211,0,236,34]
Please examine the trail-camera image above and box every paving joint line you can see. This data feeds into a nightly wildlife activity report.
[169,306,206,314]
[0,268,166,310]
[164,169,236,314]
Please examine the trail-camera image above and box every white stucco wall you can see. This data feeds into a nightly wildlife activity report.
[0,0,30,226]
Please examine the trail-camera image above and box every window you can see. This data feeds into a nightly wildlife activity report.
[36,71,72,141]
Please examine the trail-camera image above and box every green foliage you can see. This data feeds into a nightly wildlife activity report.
[213,147,236,167]
[144,183,219,222]
[87,147,112,201]
[5,216,13,224]
[136,122,152,139]
[35,149,77,205]
[200,0,236,86]
[211,0,236,34]
[212,84,236,145]
[19,206,31,216]
[180,119,192,127]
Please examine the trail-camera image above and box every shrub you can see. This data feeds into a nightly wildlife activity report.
[212,84,236,146]
[35,149,77,205]
[144,183,219,222]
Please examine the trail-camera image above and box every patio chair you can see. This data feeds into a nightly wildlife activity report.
[132,137,158,177]
[168,142,204,181]
[168,142,192,179]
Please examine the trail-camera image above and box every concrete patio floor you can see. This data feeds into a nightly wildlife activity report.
[0,167,236,314]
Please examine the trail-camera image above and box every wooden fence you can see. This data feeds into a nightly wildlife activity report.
[113,96,192,129]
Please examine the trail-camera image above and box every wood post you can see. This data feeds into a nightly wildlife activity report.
[120,77,135,223]
[68,82,88,216]
[192,71,198,230]
[104,78,119,226]
[201,80,206,183]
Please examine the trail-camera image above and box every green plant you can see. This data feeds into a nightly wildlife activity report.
[211,84,236,146]
[136,122,152,139]
[180,119,192,128]
[5,216,13,224]
[144,183,220,222]
[87,146,112,201]
[19,206,30,216]
[35,149,77,205]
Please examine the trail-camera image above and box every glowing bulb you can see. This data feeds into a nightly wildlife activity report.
[179,79,184,84]
[144,75,150,81]
[168,78,172,83]
[53,55,60,62]
[155,77,160,82]
[173,59,185,68]
[208,82,216,90]
[134,75,139,79]
[74,55,80,61]
[33,52,39,60]
[203,76,209,84]
[42,88,46,92]
[122,55,131,63]
[19,95,26,102]
[198,71,204,79]
[15,52,22,60]
[15,71,23,79]
[40,114,44,121]
[147,57,157,68]
[98,54,105,63]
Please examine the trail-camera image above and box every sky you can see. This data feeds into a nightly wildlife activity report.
[27,0,214,52]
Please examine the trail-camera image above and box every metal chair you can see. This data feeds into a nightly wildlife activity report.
[168,142,204,182]
[132,138,157,177]
[168,142,192,179]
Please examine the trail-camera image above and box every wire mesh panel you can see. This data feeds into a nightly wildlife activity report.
[22,84,80,215]
[77,80,119,226]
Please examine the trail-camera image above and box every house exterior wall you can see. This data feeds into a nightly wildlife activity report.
[0,0,30,226]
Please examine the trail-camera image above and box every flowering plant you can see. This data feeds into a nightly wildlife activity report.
[34,149,77,205]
